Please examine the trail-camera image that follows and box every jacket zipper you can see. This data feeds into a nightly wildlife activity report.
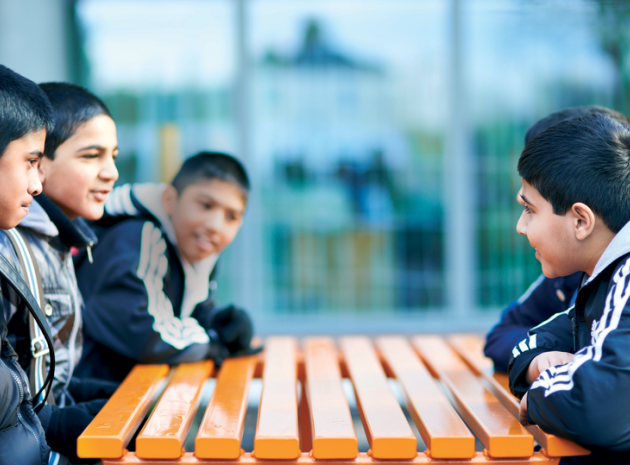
[0,359,42,448]
[0,358,23,404]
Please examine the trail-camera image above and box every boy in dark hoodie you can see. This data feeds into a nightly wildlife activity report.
[0,64,54,465]
[484,106,628,373]
[76,152,256,383]
[0,82,119,464]
[507,114,630,463]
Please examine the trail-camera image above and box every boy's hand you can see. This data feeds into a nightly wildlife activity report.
[519,392,529,425]
[526,351,574,383]
[43,399,107,463]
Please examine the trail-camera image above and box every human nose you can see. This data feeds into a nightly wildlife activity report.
[29,165,43,196]
[37,164,45,188]
[100,155,119,182]
[516,211,527,235]
[204,208,224,231]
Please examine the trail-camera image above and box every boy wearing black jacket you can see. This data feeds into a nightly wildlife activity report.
[76,152,255,383]
[0,64,54,465]
[508,114,630,463]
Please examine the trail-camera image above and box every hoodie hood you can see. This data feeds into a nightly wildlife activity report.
[105,183,219,319]
[20,195,96,249]
[20,198,58,237]
[586,219,630,285]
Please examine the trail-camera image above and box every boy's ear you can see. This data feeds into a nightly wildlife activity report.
[571,202,596,241]
[161,185,178,216]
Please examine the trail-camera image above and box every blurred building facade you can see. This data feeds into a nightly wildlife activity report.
[2,0,629,333]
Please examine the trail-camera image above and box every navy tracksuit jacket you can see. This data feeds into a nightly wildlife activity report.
[508,220,630,463]
[74,184,221,383]
[484,272,582,372]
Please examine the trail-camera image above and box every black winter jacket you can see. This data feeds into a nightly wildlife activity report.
[509,220,630,463]
[0,258,51,465]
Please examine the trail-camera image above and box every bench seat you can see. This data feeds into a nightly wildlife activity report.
[78,334,589,465]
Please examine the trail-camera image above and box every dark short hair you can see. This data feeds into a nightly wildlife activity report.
[38,82,112,159]
[0,65,54,156]
[172,151,250,199]
[519,114,630,233]
[525,106,628,145]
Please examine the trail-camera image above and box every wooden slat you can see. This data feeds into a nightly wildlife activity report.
[136,361,212,459]
[376,336,475,459]
[254,337,300,459]
[413,336,533,458]
[447,334,590,458]
[493,372,513,394]
[303,338,358,459]
[102,450,560,464]
[77,364,169,459]
[340,336,417,459]
[195,356,257,459]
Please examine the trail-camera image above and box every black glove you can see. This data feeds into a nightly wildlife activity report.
[41,399,107,464]
[207,305,254,355]
[68,377,119,403]
[206,329,231,367]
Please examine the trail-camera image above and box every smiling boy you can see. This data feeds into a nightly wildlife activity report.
[507,114,630,462]
[75,151,256,382]
[483,106,629,373]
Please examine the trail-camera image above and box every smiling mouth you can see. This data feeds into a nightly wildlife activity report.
[91,190,112,202]
[194,234,217,252]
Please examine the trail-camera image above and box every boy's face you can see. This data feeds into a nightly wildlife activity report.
[516,179,579,278]
[39,114,118,220]
[162,179,246,264]
[0,130,45,229]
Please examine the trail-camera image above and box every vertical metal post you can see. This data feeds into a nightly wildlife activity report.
[444,0,475,315]
[234,0,264,314]
[159,124,181,184]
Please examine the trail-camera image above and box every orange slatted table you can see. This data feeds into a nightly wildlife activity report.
[78,335,589,465]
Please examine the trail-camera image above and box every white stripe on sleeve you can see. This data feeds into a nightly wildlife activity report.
[531,258,630,396]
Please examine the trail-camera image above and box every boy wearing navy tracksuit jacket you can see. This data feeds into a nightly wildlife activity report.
[484,106,628,373]
[507,114,630,463]
[75,152,256,383]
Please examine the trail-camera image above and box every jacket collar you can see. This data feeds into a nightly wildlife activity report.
[105,183,178,245]
[585,219,630,285]
[20,194,96,249]
[104,183,219,319]
[104,183,219,268]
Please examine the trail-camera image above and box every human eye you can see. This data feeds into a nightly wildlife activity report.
[81,152,99,160]
[523,205,533,214]
[27,154,42,167]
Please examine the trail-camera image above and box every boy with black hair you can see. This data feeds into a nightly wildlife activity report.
[0,64,54,465]
[76,151,256,383]
[507,114,630,462]
[484,106,629,372]
[0,81,119,464]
